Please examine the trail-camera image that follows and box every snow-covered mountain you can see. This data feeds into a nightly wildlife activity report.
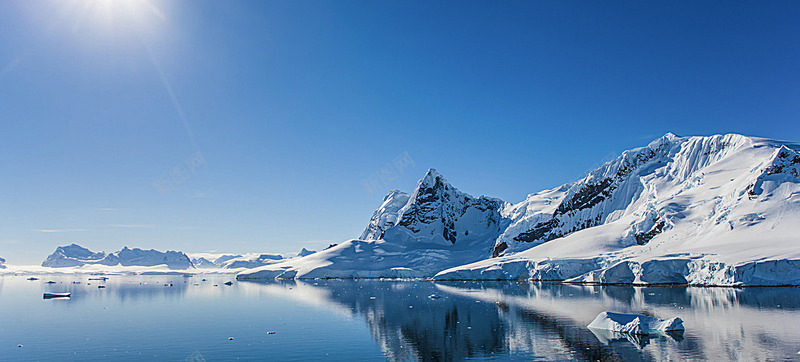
[219,253,283,269]
[0,256,6,269]
[188,252,293,269]
[42,244,194,269]
[240,133,800,285]
[360,190,410,240]
[238,169,509,279]
[191,257,218,268]
[436,133,800,286]
[297,248,316,257]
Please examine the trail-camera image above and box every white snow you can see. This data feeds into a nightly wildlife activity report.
[30,133,800,286]
[188,252,310,269]
[238,169,509,279]
[297,248,317,257]
[587,311,684,335]
[218,253,284,269]
[435,133,800,286]
[42,244,194,269]
[240,134,800,284]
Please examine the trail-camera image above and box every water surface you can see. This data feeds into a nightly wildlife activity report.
[1,275,799,360]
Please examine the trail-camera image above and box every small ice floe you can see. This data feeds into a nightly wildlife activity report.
[588,311,684,335]
[267,331,276,335]
[17,344,22,348]
[228,337,234,341]
[428,294,441,300]
[223,281,233,286]
[369,296,377,300]
[27,277,39,281]
[43,292,71,299]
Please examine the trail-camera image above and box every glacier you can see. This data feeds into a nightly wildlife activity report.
[245,133,800,285]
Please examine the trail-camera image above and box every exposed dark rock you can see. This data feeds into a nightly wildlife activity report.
[555,178,615,216]
[492,242,508,258]
[512,219,560,243]
[635,220,666,245]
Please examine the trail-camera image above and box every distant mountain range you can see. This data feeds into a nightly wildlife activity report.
[38,244,317,270]
[238,133,800,286]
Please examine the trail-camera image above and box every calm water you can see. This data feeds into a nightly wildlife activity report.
[1,275,799,361]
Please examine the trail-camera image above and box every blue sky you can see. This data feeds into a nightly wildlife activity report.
[0,0,798,263]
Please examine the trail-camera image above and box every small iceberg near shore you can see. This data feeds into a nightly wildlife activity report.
[588,311,684,335]
[43,292,71,299]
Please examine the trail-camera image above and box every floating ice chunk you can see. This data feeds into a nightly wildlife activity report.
[223,281,233,285]
[588,311,684,335]
[43,292,71,299]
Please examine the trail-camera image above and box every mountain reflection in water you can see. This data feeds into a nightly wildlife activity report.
[242,279,800,361]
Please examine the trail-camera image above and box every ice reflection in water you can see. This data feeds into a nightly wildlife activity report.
[2,275,799,361]
[243,279,800,361]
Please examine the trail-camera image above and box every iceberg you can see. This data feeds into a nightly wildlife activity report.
[42,244,194,269]
[587,311,684,335]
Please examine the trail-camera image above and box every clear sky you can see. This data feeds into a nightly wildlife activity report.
[1,0,798,264]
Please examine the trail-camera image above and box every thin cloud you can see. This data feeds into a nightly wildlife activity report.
[111,224,155,228]
[36,229,88,233]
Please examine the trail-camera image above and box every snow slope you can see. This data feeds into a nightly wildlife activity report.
[240,133,800,285]
[42,244,194,270]
[435,133,800,285]
[238,169,509,279]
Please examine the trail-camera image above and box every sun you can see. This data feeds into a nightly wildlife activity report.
[89,0,165,21]
[65,0,167,37]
